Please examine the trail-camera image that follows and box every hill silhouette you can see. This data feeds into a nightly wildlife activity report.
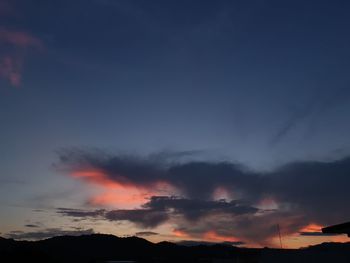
[1,234,350,263]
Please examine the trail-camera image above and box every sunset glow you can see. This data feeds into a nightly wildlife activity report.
[72,170,153,208]
[2,1,350,254]
[172,229,189,239]
[300,223,323,233]
[203,231,240,243]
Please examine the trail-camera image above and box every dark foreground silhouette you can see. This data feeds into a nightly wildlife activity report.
[322,221,350,237]
[1,234,350,263]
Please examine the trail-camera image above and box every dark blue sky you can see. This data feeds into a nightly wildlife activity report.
[1,0,350,247]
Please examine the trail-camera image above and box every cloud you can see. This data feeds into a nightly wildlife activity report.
[56,197,259,227]
[105,208,169,228]
[269,158,350,224]
[142,196,258,221]
[6,228,94,240]
[56,206,168,228]
[0,27,43,87]
[56,149,350,246]
[270,104,313,145]
[0,28,43,49]
[56,149,261,200]
[57,207,105,218]
[299,232,339,237]
[25,224,40,228]
[135,231,159,237]
[56,197,260,243]
[177,240,245,246]
[0,55,22,86]
[270,87,350,145]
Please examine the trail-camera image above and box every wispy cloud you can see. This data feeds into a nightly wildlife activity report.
[0,55,22,86]
[0,20,43,87]
[0,28,43,49]
[271,87,350,145]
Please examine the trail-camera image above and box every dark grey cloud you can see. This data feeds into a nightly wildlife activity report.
[269,157,350,224]
[135,231,158,237]
[143,196,258,221]
[104,196,257,228]
[177,240,245,246]
[55,207,166,228]
[25,224,39,228]
[299,232,340,237]
[56,197,260,242]
[148,149,204,162]
[170,209,304,246]
[56,149,262,200]
[167,162,262,200]
[56,149,350,245]
[105,208,169,228]
[57,208,105,218]
[6,228,94,240]
[56,197,258,227]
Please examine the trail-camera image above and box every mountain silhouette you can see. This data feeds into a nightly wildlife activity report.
[1,234,350,263]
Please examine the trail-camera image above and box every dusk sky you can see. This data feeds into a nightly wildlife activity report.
[1,0,350,248]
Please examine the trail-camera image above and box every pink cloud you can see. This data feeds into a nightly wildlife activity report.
[71,169,176,208]
[0,28,43,87]
[0,56,22,87]
[0,28,43,50]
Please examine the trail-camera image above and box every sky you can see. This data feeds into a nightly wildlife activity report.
[1,0,350,248]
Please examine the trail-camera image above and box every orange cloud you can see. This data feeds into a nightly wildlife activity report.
[71,170,175,208]
[300,223,323,233]
[203,230,240,243]
[72,170,125,189]
[173,229,190,238]
[72,170,151,208]
[299,223,349,243]
[90,191,151,207]
[281,223,350,248]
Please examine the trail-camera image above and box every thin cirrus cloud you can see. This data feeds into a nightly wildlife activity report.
[0,28,43,49]
[56,149,350,246]
[0,27,43,87]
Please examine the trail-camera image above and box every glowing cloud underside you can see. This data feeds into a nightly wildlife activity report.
[71,170,175,208]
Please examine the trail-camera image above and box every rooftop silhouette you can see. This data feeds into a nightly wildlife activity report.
[322,221,350,237]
